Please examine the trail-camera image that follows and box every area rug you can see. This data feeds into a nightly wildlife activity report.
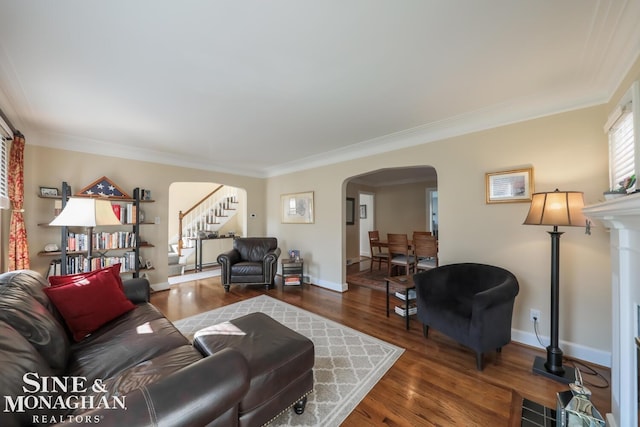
[173,295,404,426]
[347,268,390,292]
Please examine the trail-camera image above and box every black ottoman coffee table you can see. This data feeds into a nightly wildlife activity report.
[193,312,314,427]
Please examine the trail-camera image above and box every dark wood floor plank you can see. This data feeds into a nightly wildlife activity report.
[151,264,611,426]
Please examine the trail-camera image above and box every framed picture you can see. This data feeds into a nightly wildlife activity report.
[360,204,367,219]
[281,191,314,224]
[39,186,59,197]
[346,197,355,225]
[145,260,153,269]
[485,167,534,204]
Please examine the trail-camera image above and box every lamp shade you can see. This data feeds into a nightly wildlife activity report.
[523,189,588,227]
[49,198,121,227]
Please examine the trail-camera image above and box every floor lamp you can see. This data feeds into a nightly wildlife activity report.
[523,189,589,384]
[50,197,121,270]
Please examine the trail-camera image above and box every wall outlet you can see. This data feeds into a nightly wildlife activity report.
[530,309,541,323]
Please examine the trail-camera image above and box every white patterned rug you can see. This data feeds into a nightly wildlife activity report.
[173,295,404,427]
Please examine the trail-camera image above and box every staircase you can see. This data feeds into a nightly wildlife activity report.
[174,185,239,255]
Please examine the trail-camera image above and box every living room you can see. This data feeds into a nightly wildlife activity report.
[1,2,639,425]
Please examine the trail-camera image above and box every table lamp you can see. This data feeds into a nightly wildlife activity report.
[50,197,121,263]
[523,189,590,383]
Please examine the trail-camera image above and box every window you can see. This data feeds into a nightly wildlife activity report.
[606,81,639,192]
[0,118,10,210]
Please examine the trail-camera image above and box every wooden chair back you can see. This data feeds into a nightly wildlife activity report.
[413,233,438,271]
[387,233,410,256]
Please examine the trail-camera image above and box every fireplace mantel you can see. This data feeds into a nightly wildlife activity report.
[583,192,640,427]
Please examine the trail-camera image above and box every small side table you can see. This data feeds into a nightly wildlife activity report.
[282,258,304,286]
[385,275,416,330]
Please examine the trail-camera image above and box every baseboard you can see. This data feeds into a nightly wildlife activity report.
[151,281,171,292]
[511,329,611,368]
[311,277,347,292]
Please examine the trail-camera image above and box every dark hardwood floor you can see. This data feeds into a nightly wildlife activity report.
[151,261,611,426]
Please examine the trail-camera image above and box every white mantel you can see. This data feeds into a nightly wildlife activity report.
[583,192,640,427]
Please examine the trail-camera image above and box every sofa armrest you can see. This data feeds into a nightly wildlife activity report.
[70,348,250,427]
[122,278,150,304]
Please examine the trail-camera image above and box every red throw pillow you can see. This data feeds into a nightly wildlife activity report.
[44,267,135,341]
[48,263,124,290]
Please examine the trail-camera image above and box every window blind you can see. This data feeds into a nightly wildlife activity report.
[608,109,634,190]
[0,134,9,210]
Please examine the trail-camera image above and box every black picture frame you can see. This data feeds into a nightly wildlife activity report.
[360,204,367,219]
[39,186,59,197]
[346,197,355,225]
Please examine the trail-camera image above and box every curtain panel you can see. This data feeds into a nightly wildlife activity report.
[8,133,29,270]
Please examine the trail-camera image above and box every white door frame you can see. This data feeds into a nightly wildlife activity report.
[359,192,375,257]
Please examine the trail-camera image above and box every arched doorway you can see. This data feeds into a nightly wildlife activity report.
[345,166,437,273]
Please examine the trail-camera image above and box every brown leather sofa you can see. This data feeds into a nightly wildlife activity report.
[217,237,281,292]
[0,270,253,427]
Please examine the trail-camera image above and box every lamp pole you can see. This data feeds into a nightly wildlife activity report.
[532,225,576,383]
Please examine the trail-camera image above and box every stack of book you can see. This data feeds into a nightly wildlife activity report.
[284,276,301,286]
[394,289,416,300]
[394,304,417,317]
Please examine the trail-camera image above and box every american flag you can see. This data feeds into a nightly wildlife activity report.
[77,177,130,199]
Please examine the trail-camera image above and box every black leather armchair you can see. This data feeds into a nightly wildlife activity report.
[217,237,281,292]
[414,263,519,370]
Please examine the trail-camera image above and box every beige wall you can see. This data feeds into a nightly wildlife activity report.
[374,181,432,238]
[267,105,612,362]
[24,145,266,288]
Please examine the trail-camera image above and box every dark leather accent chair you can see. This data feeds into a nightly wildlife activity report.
[218,237,281,292]
[414,263,519,370]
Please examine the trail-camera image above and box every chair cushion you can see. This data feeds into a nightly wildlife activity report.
[44,267,135,341]
[391,255,415,264]
[231,262,263,276]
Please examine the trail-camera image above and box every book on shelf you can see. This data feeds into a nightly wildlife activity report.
[111,203,121,221]
[284,276,301,285]
[394,304,417,317]
[394,289,416,300]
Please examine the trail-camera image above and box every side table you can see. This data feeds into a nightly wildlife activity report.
[385,275,416,330]
[282,258,304,286]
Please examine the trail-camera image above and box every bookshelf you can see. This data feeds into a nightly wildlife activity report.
[38,182,155,277]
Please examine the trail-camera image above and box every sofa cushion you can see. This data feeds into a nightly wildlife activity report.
[67,303,190,384]
[43,267,135,341]
[0,284,69,372]
[0,321,59,427]
[48,263,124,290]
[0,269,59,317]
[78,345,203,407]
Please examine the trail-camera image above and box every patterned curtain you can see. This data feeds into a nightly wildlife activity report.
[8,133,29,270]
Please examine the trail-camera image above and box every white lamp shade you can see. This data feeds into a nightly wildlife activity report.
[523,190,588,227]
[49,198,121,227]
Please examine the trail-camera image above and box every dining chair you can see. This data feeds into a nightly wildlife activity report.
[413,232,438,272]
[368,231,389,272]
[413,231,432,237]
[387,233,416,276]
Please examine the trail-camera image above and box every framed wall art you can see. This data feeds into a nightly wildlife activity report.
[281,191,314,224]
[360,204,367,219]
[39,186,59,197]
[485,167,534,204]
[346,197,355,225]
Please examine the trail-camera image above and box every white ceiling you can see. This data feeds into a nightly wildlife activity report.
[1,1,639,178]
